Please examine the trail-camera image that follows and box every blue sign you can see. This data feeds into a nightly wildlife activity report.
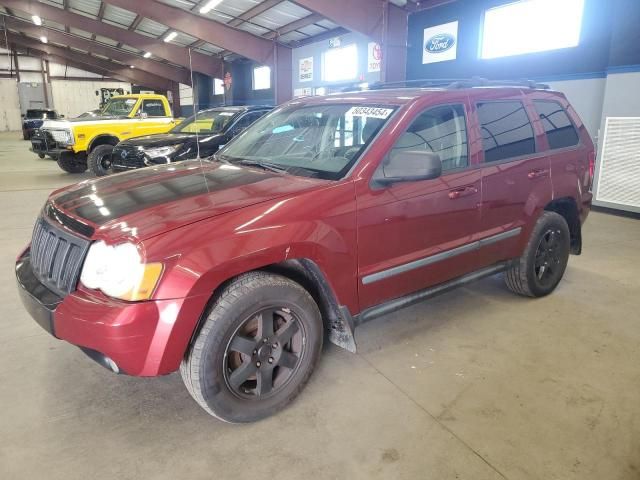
[425,34,456,54]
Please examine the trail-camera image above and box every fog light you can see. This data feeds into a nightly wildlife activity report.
[105,357,120,374]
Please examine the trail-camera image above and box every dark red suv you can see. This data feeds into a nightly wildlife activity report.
[16,80,594,423]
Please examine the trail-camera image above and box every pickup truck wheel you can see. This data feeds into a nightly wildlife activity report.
[505,211,570,297]
[88,144,114,176]
[57,153,87,173]
[180,272,323,423]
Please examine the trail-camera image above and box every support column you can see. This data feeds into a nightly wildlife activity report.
[274,43,292,104]
[41,59,50,108]
[381,2,408,83]
[11,44,20,82]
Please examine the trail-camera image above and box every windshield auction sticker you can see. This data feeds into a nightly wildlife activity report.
[347,107,394,119]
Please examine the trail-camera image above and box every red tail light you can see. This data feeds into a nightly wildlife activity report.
[588,151,596,190]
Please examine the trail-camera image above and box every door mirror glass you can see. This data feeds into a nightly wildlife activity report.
[137,110,148,119]
[378,150,442,184]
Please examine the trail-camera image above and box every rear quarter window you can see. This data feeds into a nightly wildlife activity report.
[533,100,580,149]
[477,101,536,162]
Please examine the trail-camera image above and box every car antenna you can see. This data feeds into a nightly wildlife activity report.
[188,47,209,193]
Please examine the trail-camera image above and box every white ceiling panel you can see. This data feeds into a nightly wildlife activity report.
[103,4,138,27]
[135,17,170,37]
[68,0,101,16]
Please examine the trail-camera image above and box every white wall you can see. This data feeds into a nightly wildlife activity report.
[50,79,132,118]
[546,78,607,142]
[0,79,22,131]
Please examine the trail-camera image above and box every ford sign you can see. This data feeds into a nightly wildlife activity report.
[425,33,456,54]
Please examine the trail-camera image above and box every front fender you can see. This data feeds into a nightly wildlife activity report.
[143,182,359,312]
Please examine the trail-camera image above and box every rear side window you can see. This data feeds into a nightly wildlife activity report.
[533,100,580,149]
[477,101,535,162]
[391,104,468,171]
[141,100,166,117]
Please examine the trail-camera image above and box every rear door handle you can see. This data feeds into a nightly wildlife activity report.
[448,186,478,199]
[528,168,549,179]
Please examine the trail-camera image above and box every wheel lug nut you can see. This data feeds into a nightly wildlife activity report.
[268,357,273,364]
[263,338,268,343]
[256,361,261,367]
[253,349,257,355]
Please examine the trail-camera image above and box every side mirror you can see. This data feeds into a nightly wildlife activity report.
[59,114,65,119]
[138,111,148,119]
[377,150,442,185]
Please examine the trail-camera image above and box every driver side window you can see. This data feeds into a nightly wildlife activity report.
[391,104,468,172]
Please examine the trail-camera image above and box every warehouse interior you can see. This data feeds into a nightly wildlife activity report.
[1,1,639,479]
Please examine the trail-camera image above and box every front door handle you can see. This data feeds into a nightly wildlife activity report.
[448,186,478,200]
[528,168,549,179]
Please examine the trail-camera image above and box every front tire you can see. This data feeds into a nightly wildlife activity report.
[181,272,323,423]
[505,211,570,297]
[88,144,114,176]
[57,153,87,173]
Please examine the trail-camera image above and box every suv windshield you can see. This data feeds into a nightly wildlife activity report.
[172,109,237,135]
[219,104,395,180]
[101,98,138,117]
[26,110,57,119]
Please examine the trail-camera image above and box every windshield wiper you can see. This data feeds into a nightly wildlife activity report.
[235,159,288,174]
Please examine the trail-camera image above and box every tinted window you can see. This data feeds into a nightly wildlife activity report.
[534,100,579,149]
[141,100,166,117]
[234,112,262,130]
[477,101,535,162]
[391,104,468,171]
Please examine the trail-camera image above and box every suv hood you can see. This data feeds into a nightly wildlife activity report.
[49,160,326,242]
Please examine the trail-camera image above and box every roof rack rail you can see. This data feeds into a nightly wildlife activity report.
[367,77,550,91]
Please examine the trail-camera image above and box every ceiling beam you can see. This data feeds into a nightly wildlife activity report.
[263,12,323,39]
[2,39,126,82]
[91,2,106,41]
[2,31,172,89]
[101,0,283,66]
[0,0,223,78]
[291,0,398,43]
[5,17,191,84]
[227,0,282,27]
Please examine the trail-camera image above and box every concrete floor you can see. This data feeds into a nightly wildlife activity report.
[0,131,639,480]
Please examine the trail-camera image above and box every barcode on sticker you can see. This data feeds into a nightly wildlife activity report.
[347,107,393,119]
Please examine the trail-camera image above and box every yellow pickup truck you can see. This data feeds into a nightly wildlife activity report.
[31,94,180,175]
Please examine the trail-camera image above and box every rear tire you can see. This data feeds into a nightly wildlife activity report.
[505,211,570,297]
[180,272,323,423]
[57,153,87,173]
[88,144,114,176]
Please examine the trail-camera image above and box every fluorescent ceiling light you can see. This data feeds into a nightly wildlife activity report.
[40,36,48,44]
[199,0,223,14]
[164,31,178,43]
[32,15,42,26]
[143,52,152,58]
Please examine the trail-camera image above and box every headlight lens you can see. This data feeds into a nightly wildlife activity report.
[49,129,74,145]
[80,241,163,301]
[143,144,182,158]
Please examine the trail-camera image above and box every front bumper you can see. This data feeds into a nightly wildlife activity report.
[16,250,208,376]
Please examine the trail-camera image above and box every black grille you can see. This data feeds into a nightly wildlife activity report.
[112,145,146,170]
[30,218,91,296]
[30,129,60,153]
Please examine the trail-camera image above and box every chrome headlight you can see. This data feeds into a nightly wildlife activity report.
[143,144,183,159]
[80,241,163,301]
[49,129,74,145]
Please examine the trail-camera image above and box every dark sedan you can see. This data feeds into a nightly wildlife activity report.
[111,105,272,173]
